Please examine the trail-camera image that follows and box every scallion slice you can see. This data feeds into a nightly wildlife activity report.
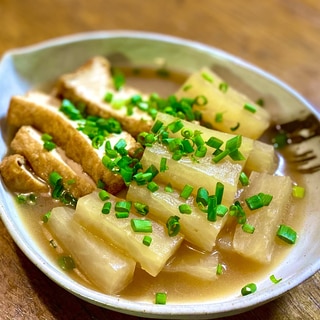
[276,224,297,244]
[133,202,149,215]
[166,215,180,237]
[239,171,249,186]
[143,235,152,246]
[102,202,112,214]
[241,283,257,296]
[292,185,305,198]
[178,204,192,214]
[270,274,282,284]
[155,292,167,304]
[242,222,255,234]
[131,219,152,233]
[115,201,132,213]
[98,190,110,201]
[180,184,194,200]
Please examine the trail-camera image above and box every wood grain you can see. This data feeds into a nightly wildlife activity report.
[0,0,319,319]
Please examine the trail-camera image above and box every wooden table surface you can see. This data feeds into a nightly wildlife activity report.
[0,0,319,319]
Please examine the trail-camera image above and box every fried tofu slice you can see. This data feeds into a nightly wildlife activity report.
[10,126,96,198]
[54,56,153,137]
[0,154,49,193]
[7,91,140,194]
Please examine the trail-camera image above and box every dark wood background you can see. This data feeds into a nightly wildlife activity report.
[0,0,319,319]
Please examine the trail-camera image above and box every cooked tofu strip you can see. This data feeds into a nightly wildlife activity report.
[10,126,96,198]
[7,91,140,194]
[0,154,49,193]
[54,56,153,137]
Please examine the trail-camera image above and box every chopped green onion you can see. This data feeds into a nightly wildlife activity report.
[155,292,167,304]
[166,215,180,237]
[160,157,168,172]
[207,195,217,222]
[215,112,223,123]
[201,72,213,83]
[272,132,288,149]
[245,194,264,210]
[43,140,56,151]
[133,202,149,215]
[178,204,192,214]
[226,135,242,152]
[256,98,265,106]
[131,219,153,233]
[97,179,106,189]
[181,128,193,139]
[194,95,208,106]
[216,204,228,217]
[206,136,224,149]
[58,256,75,271]
[270,274,282,284]
[41,133,53,142]
[147,181,159,193]
[16,194,27,204]
[164,183,173,193]
[242,222,255,234]
[104,92,113,102]
[98,190,110,201]
[239,171,249,186]
[244,103,257,113]
[216,263,223,275]
[183,84,192,91]
[219,82,228,93]
[49,171,62,187]
[115,201,132,213]
[215,182,224,205]
[277,225,297,244]
[212,149,229,163]
[168,120,184,133]
[195,145,207,158]
[115,212,129,219]
[258,192,273,206]
[101,202,111,214]
[180,184,194,200]
[42,211,51,223]
[113,71,125,90]
[230,122,240,131]
[241,283,257,296]
[292,185,305,198]
[143,235,152,246]
[196,187,209,206]
[151,120,164,134]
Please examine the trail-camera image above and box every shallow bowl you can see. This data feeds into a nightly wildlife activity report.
[0,31,319,319]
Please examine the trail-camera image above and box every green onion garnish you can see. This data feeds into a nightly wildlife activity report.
[270,274,282,284]
[104,92,113,103]
[292,185,305,198]
[196,187,209,207]
[115,201,132,213]
[215,182,224,205]
[178,204,192,214]
[215,112,223,123]
[131,219,153,233]
[43,140,56,151]
[230,122,240,131]
[207,195,217,222]
[201,72,213,83]
[143,236,152,246]
[160,157,168,172]
[58,256,76,271]
[133,202,149,215]
[219,82,228,93]
[241,283,257,296]
[245,194,264,210]
[101,202,112,214]
[115,212,129,219]
[98,190,110,201]
[244,103,257,113]
[42,211,51,223]
[216,204,228,217]
[276,224,297,244]
[216,263,223,275]
[165,183,173,193]
[239,172,249,186]
[147,181,159,193]
[166,215,180,237]
[155,292,167,304]
[206,136,224,149]
[242,222,255,234]
[180,184,194,200]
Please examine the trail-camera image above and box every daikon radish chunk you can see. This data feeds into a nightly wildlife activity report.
[233,172,293,263]
[47,206,136,294]
[174,67,270,139]
[163,243,220,281]
[74,191,184,277]
[127,182,228,252]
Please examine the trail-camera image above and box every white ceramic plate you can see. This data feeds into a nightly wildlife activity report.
[0,31,319,319]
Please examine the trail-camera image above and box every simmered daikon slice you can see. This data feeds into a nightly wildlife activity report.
[47,206,136,294]
[74,191,184,277]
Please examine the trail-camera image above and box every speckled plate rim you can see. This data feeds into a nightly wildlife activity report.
[0,30,319,319]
